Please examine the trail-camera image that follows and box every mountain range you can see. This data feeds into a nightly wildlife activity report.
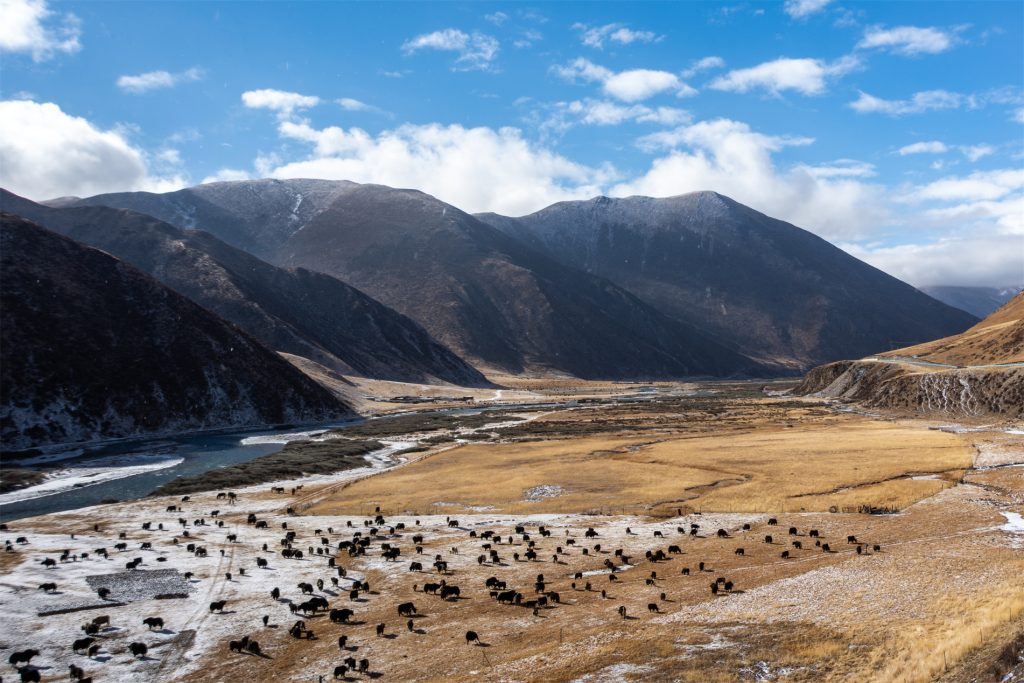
[0,213,352,450]
[3,190,489,387]
[56,179,975,375]
[57,180,763,379]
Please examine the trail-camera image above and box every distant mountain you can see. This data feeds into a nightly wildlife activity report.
[796,293,1024,417]
[0,214,353,450]
[61,180,762,379]
[919,285,1021,319]
[478,192,978,371]
[3,190,489,387]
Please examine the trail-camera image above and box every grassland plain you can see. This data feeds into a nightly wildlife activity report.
[1,383,1020,683]
[307,401,974,517]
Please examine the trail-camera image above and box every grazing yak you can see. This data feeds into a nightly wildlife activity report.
[129,642,148,658]
[330,608,354,624]
[143,617,164,630]
[465,630,481,645]
[397,602,417,617]
[72,637,95,654]
[209,600,227,613]
[38,582,57,592]
[8,649,39,667]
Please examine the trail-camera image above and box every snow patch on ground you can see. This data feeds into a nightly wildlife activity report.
[571,662,655,682]
[239,428,333,445]
[524,485,564,501]
[999,512,1024,533]
[0,455,184,506]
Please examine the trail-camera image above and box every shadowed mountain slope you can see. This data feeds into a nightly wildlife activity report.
[478,192,978,371]
[0,214,353,450]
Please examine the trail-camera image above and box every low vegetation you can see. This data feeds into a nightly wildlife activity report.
[150,438,384,495]
[0,466,45,493]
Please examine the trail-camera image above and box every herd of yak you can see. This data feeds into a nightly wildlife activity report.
[2,491,883,681]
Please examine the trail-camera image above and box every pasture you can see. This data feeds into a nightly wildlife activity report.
[307,406,973,517]
[0,385,1020,683]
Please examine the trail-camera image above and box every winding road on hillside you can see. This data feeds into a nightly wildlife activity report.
[862,355,1024,370]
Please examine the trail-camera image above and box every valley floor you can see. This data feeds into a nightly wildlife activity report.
[1,381,1021,683]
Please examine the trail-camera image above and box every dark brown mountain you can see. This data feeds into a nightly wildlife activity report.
[3,190,489,387]
[477,192,978,371]
[60,180,762,378]
[0,214,353,450]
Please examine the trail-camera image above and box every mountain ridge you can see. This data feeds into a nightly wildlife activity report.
[477,190,978,370]
[60,180,766,379]
[3,189,490,387]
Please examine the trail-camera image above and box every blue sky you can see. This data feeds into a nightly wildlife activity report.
[1,0,1022,287]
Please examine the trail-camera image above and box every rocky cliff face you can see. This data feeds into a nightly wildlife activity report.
[795,361,1023,417]
[0,214,354,450]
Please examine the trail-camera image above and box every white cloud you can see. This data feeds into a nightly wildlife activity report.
[264,120,616,216]
[709,56,858,96]
[906,168,1024,203]
[959,144,995,162]
[337,98,371,112]
[849,89,962,115]
[606,69,693,101]
[857,25,954,56]
[616,118,883,240]
[796,159,877,179]
[1015,108,1024,124]
[681,56,725,78]
[573,23,661,49]
[899,141,948,155]
[553,58,695,102]
[513,30,542,49]
[842,233,1023,288]
[116,67,203,94]
[542,99,690,132]
[0,0,80,61]
[201,168,251,184]
[241,89,320,120]
[784,0,833,19]
[484,11,508,26]
[0,99,185,200]
[401,28,499,71]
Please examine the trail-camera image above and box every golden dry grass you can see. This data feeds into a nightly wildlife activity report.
[309,414,973,517]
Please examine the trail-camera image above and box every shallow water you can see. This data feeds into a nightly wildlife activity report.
[0,430,290,521]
